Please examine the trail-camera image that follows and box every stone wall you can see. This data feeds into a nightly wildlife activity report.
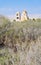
[21,10,29,21]
[15,10,29,22]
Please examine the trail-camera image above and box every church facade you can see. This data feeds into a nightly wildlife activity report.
[15,10,29,22]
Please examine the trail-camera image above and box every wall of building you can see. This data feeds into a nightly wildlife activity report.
[15,10,29,22]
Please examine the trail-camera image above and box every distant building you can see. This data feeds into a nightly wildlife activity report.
[15,10,29,22]
[15,12,21,21]
[21,10,29,21]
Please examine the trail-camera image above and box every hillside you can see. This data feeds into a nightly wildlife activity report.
[0,17,41,65]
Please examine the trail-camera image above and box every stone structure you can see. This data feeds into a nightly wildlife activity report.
[15,10,29,22]
[21,10,29,21]
[15,12,21,21]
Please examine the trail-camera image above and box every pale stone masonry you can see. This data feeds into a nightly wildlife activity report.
[21,10,29,21]
[15,12,21,21]
[15,10,29,22]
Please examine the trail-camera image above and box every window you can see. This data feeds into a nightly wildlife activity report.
[17,17,19,19]
[16,14,18,16]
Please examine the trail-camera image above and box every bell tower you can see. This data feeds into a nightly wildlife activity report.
[15,12,21,21]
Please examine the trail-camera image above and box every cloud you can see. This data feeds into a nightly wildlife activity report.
[29,14,41,19]
[0,8,14,11]
[0,7,41,19]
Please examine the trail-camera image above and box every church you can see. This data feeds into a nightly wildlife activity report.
[15,10,29,22]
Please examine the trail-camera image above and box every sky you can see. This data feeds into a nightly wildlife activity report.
[0,0,41,18]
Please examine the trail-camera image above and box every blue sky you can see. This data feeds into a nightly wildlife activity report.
[0,0,41,18]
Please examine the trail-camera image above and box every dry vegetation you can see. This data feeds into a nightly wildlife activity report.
[0,16,41,65]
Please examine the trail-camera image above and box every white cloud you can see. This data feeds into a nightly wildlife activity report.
[0,8,41,19]
[0,8,14,12]
[29,14,41,19]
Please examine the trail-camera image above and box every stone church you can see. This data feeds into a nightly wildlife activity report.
[15,12,21,21]
[15,10,29,22]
